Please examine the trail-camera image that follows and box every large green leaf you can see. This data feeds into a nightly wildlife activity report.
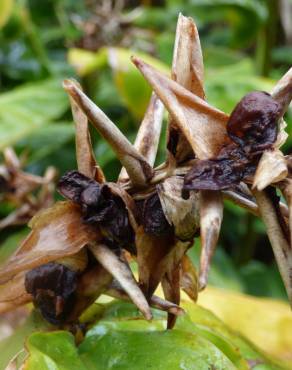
[19,298,290,370]
[25,332,87,370]
[0,78,69,150]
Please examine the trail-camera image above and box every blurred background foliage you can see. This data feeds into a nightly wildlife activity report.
[0,0,292,303]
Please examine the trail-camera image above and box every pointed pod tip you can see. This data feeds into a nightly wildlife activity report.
[198,275,207,292]
[62,79,75,91]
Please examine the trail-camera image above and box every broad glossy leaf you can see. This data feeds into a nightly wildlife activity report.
[0,78,69,149]
[17,122,75,164]
[25,332,87,370]
[15,293,292,370]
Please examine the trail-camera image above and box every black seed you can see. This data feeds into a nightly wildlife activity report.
[57,170,97,203]
[25,262,77,325]
[227,91,280,155]
[140,192,174,237]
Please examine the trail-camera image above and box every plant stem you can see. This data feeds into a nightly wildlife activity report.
[256,0,279,76]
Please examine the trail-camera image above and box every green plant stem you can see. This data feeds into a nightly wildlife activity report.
[256,0,279,76]
[18,0,52,76]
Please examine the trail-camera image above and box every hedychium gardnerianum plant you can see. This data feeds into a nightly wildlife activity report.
[0,14,291,330]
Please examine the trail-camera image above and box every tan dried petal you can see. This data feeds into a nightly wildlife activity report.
[132,57,229,159]
[63,79,153,187]
[253,149,288,191]
[119,93,164,183]
[199,190,223,290]
[157,176,199,240]
[89,243,152,320]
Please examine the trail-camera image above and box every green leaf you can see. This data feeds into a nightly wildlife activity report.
[25,332,87,370]
[0,78,69,150]
[17,122,75,165]
[0,311,48,370]
[21,299,290,370]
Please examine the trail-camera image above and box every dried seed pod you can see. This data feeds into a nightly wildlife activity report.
[167,13,205,163]
[132,57,229,160]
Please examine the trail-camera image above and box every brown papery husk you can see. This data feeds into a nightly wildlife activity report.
[119,93,164,184]
[0,201,101,284]
[132,57,230,160]
[167,13,205,163]
[63,79,153,188]
[68,80,105,182]
[135,225,176,298]
[160,240,190,329]
[157,176,200,240]
[253,149,288,191]
[180,255,198,302]
[67,264,113,322]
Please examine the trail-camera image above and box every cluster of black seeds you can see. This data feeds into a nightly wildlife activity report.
[184,91,281,192]
[58,170,135,252]
[25,262,77,325]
